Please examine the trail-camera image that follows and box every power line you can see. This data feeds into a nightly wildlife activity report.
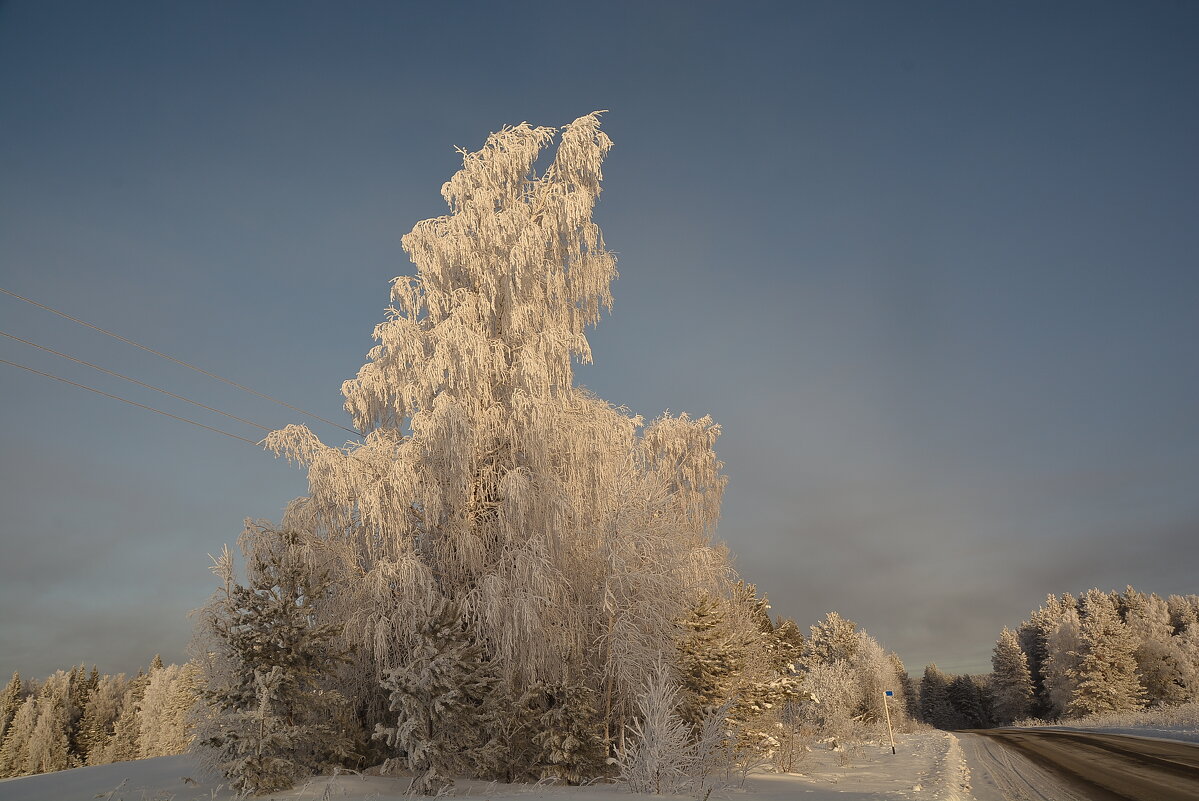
[0,329,272,432]
[0,286,361,437]
[0,358,262,447]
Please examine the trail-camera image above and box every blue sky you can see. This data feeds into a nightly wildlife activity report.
[1,0,1197,679]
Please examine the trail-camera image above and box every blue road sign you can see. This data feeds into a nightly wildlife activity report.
[884,691,894,696]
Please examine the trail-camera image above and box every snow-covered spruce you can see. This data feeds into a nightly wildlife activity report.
[990,627,1034,724]
[373,598,498,795]
[522,681,606,785]
[1067,589,1148,716]
[193,524,355,796]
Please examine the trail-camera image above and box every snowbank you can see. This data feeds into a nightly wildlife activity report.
[1015,701,1199,745]
[0,733,970,801]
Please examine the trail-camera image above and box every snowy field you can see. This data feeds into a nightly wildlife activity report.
[0,732,973,801]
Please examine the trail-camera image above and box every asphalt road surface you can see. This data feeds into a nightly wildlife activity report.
[959,728,1199,801]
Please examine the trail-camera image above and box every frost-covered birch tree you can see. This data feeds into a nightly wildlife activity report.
[258,112,730,746]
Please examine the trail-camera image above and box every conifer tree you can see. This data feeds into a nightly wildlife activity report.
[1068,589,1147,716]
[772,619,805,670]
[946,675,985,728]
[106,663,154,761]
[222,667,321,795]
[475,681,538,783]
[139,662,201,758]
[803,612,859,667]
[0,672,21,744]
[888,653,916,726]
[726,584,802,728]
[78,674,127,765]
[524,682,605,785]
[104,691,143,764]
[1179,624,1199,697]
[1041,607,1083,718]
[675,586,800,763]
[1123,590,1193,706]
[918,665,955,729]
[132,667,151,693]
[1167,594,1199,634]
[1018,594,1070,716]
[990,627,1034,724]
[90,691,142,765]
[25,692,70,774]
[196,524,354,795]
[675,596,744,727]
[900,669,920,722]
[374,598,497,795]
[0,695,37,777]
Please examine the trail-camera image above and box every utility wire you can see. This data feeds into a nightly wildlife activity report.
[0,286,361,436]
[0,329,272,432]
[0,358,261,446]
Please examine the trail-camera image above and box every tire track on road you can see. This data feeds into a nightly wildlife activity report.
[961,728,1199,801]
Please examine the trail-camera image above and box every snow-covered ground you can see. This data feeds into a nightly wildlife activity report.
[1014,701,1199,745]
[0,732,974,801]
[7,723,1194,801]
[1037,723,1199,745]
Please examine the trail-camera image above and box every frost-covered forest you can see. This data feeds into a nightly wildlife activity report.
[912,586,1199,731]
[0,657,197,777]
[998,587,1199,722]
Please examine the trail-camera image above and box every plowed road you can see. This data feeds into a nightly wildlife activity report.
[960,728,1199,801]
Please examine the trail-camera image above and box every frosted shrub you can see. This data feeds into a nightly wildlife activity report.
[692,702,735,790]
[618,663,693,795]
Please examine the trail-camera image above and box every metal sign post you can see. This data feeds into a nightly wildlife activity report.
[883,690,896,754]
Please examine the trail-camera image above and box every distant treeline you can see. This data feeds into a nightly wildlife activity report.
[0,656,198,777]
[917,586,1199,730]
